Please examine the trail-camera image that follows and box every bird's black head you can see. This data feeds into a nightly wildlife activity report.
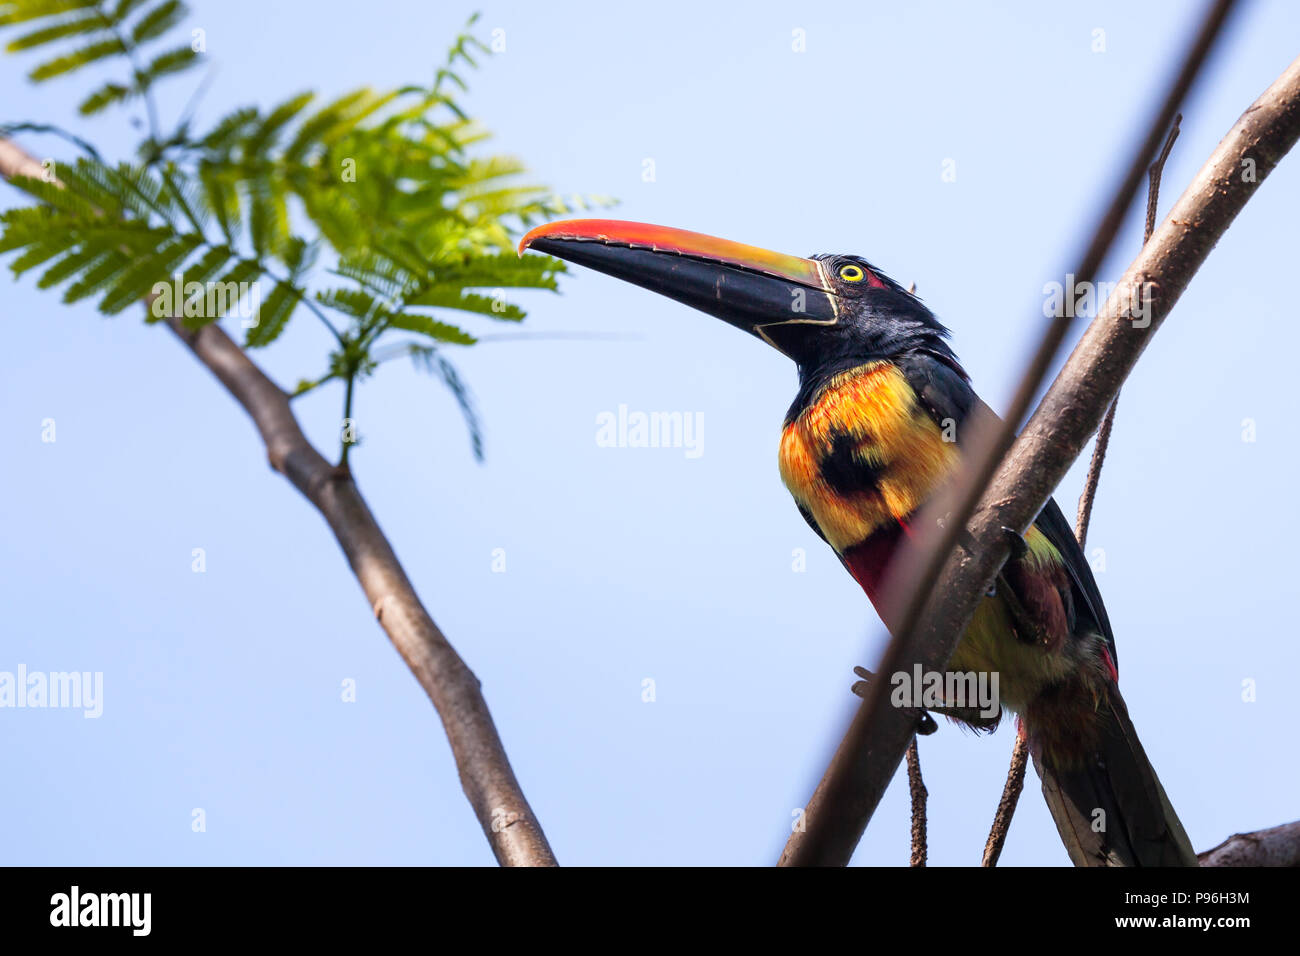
[518,220,958,382]
[776,252,956,374]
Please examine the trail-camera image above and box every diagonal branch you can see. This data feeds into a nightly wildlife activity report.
[0,139,558,867]
[781,44,1299,867]
[163,319,558,866]
[983,114,1187,868]
[1199,821,1300,866]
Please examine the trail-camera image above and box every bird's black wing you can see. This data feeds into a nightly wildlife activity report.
[897,349,975,436]
[1031,494,1117,664]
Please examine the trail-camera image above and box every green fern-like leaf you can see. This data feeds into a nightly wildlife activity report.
[387,311,475,345]
[429,252,564,290]
[6,171,97,216]
[163,257,261,327]
[36,243,99,288]
[199,107,258,151]
[212,257,260,292]
[4,11,100,51]
[172,245,234,327]
[107,162,174,222]
[410,345,483,460]
[243,91,314,157]
[0,205,50,250]
[1,0,192,113]
[29,36,125,80]
[316,286,382,322]
[0,11,616,465]
[158,163,206,234]
[78,80,131,114]
[283,88,397,163]
[130,0,183,44]
[198,163,239,244]
[332,252,414,300]
[244,279,299,347]
[180,243,231,284]
[56,158,126,216]
[140,43,194,80]
[245,174,288,258]
[63,248,130,303]
[8,236,70,275]
[407,287,523,322]
[113,0,151,19]
[0,2,100,29]
[98,231,199,313]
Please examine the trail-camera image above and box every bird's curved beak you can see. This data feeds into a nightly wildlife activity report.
[518,219,839,354]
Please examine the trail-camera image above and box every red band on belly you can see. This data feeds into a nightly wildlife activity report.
[843,523,906,605]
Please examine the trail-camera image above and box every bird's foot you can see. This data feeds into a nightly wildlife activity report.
[985,528,1031,600]
[1001,525,1029,562]
[852,666,938,735]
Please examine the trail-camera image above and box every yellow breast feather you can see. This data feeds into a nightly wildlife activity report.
[778,362,960,553]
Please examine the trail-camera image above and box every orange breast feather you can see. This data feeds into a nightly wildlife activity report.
[778,361,960,554]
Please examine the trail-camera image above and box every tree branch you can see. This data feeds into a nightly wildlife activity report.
[1199,821,1300,867]
[780,43,1299,866]
[0,139,558,868]
[163,319,557,866]
[986,117,1183,869]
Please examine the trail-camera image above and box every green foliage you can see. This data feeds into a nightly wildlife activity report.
[0,8,615,461]
[0,0,202,118]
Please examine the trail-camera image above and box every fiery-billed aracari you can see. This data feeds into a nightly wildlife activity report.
[519,219,1195,867]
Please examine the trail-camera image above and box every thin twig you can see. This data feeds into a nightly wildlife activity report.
[1076,116,1182,545]
[1146,117,1185,241]
[905,739,927,866]
[340,369,357,467]
[981,727,1029,866]
[779,0,1241,867]
[1073,396,1119,547]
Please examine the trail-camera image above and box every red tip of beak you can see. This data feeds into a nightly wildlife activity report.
[518,219,677,256]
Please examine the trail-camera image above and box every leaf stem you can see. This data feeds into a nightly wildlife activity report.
[340,367,356,467]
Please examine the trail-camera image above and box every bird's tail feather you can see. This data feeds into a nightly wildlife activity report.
[1031,684,1196,866]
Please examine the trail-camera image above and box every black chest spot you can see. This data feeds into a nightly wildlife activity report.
[820,430,886,497]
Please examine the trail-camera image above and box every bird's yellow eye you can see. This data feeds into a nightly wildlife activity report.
[839,265,865,282]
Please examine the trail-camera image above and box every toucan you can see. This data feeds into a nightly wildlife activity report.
[519,219,1196,867]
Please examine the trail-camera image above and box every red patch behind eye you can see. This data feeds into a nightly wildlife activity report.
[865,270,888,289]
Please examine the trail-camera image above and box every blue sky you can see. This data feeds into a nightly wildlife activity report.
[2,0,1297,866]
